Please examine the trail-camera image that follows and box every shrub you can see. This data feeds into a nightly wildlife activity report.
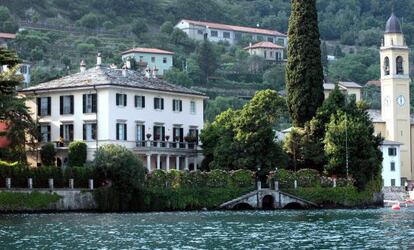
[230,169,254,187]
[269,169,296,188]
[94,144,146,192]
[165,170,182,188]
[146,169,168,188]
[181,170,206,188]
[296,169,320,187]
[40,142,55,166]
[68,141,87,167]
[206,169,228,187]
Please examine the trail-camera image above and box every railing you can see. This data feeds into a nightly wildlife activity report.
[136,140,199,150]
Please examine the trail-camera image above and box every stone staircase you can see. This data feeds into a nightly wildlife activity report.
[382,186,410,201]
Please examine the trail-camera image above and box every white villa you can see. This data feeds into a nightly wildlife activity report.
[381,140,402,187]
[121,48,174,76]
[19,54,207,171]
[244,41,285,62]
[175,19,287,47]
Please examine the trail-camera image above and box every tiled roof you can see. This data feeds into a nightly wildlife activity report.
[20,66,206,97]
[338,81,362,89]
[244,41,284,50]
[121,48,174,55]
[382,140,402,146]
[367,109,383,123]
[323,83,346,91]
[0,32,16,39]
[181,19,286,37]
[366,80,381,87]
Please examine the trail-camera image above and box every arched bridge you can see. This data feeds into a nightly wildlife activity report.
[218,189,319,210]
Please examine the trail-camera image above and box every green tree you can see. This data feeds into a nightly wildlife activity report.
[160,21,174,34]
[40,143,55,166]
[205,96,247,122]
[132,19,148,38]
[0,48,36,162]
[68,141,87,167]
[164,68,192,87]
[286,0,324,127]
[321,41,328,72]
[263,65,286,91]
[195,39,218,84]
[77,13,99,29]
[0,6,18,33]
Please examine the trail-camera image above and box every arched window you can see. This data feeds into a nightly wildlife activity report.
[396,56,404,75]
[384,57,390,75]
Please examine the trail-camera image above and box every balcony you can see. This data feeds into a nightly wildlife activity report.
[135,140,200,154]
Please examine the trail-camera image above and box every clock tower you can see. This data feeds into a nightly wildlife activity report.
[380,13,412,179]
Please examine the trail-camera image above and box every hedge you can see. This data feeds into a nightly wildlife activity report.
[0,191,62,210]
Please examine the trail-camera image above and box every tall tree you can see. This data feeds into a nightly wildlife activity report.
[286,0,324,127]
[195,39,218,84]
[0,48,36,162]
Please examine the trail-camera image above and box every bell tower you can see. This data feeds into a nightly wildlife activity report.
[380,13,412,179]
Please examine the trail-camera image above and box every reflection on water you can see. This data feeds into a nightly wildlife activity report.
[1,209,414,249]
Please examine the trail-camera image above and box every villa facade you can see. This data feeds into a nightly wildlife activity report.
[121,48,174,76]
[19,55,207,171]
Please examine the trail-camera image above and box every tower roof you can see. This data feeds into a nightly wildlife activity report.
[385,13,402,33]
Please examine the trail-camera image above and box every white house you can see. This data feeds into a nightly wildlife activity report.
[323,81,362,101]
[175,19,287,47]
[19,55,207,171]
[381,140,402,187]
[121,48,174,76]
[244,41,285,62]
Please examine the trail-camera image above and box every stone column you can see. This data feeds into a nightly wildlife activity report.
[294,180,298,189]
[185,157,189,170]
[28,178,33,189]
[48,178,54,189]
[157,154,161,170]
[166,155,170,171]
[257,181,262,190]
[193,157,197,170]
[176,156,180,170]
[146,154,151,171]
[89,179,94,190]
[5,178,11,189]
[69,178,74,189]
[274,181,279,191]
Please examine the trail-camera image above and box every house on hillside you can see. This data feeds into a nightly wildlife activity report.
[175,19,287,47]
[323,81,362,101]
[121,48,174,76]
[0,32,16,48]
[381,140,402,187]
[19,54,208,171]
[244,41,285,62]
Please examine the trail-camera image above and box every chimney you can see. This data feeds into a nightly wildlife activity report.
[145,67,151,78]
[152,67,158,78]
[96,52,102,67]
[122,64,128,77]
[126,58,131,69]
[249,42,252,48]
[80,60,86,72]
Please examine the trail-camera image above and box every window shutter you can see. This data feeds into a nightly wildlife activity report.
[116,124,119,140]
[134,96,137,107]
[179,128,184,141]
[124,124,127,140]
[37,98,41,116]
[173,128,176,141]
[69,124,74,141]
[47,125,51,142]
[82,94,86,113]
[142,96,145,108]
[70,95,74,114]
[60,125,63,139]
[179,100,182,112]
[161,98,164,110]
[37,125,41,142]
[83,124,86,140]
[124,94,127,106]
[172,100,176,111]
[60,96,63,115]
[92,124,97,140]
[162,127,165,141]
[92,94,97,113]
[116,94,120,106]
[196,129,199,144]
[141,125,145,140]
[154,98,157,109]
[47,97,51,115]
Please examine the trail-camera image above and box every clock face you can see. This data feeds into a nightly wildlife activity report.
[385,96,391,106]
[397,95,406,106]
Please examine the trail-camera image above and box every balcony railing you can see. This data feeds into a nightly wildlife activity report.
[136,140,199,150]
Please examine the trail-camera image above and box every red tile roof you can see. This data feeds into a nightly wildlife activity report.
[244,41,284,50]
[0,32,16,39]
[121,48,174,55]
[181,19,286,37]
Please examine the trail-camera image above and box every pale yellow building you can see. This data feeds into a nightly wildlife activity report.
[323,81,362,101]
[244,41,285,62]
[369,14,413,182]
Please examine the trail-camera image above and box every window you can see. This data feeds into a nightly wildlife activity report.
[172,99,182,112]
[154,97,164,110]
[197,29,203,35]
[153,125,165,141]
[223,32,230,38]
[139,56,144,61]
[116,123,127,141]
[136,124,145,142]
[135,95,145,108]
[20,65,27,74]
[173,127,184,144]
[190,101,196,114]
[270,51,273,58]
[60,124,74,142]
[60,95,74,115]
[37,97,51,116]
[391,179,396,186]
[151,57,155,63]
[264,50,267,59]
[39,124,51,142]
[390,162,396,172]
[83,94,97,113]
[388,147,397,156]
[256,35,263,41]
[163,57,167,63]
[210,30,218,37]
[189,127,199,144]
[384,57,390,75]
[83,123,97,141]
[116,93,127,107]
[267,37,274,43]
[277,38,284,46]
[396,56,404,75]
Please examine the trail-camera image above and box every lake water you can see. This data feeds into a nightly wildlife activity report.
[0,209,413,249]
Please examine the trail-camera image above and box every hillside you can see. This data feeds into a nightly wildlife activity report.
[1,0,414,120]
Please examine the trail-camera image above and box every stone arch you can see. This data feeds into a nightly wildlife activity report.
[232,203,254,210]
[262,195,274,210]
[396,56,404,75]
[283,202,304,209]
[384,56,390,75]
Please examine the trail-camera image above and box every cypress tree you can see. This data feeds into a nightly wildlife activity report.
[286,0,324,127]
